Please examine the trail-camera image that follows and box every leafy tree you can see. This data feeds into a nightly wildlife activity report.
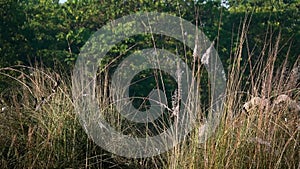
[227,0,300,65]
[0,0,27,67]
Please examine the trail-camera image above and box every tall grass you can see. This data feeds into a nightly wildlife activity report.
[0,18,299,168]
[0,66,124,168]
[163,17,300,169]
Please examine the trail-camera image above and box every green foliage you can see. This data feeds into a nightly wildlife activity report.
[1,0,298,68]
[0,0,27,66]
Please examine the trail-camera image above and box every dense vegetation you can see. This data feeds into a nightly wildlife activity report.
[0,0,299,168]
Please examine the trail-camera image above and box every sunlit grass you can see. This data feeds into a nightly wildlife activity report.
[0,19,299,168]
